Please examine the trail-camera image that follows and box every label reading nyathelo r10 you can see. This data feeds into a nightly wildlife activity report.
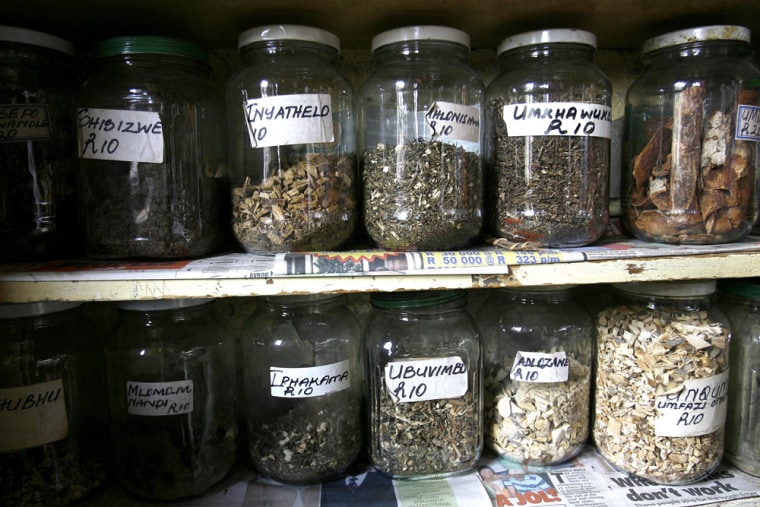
[736,105,760,141]
[270,359,351,398]
[0,378,69,452]
[126,380,194,416]
[654,370,729,438]
[76,108,164,163]
[502,102,612,138]
[243,93,334,148]
[384,356,468,403]
[0,104,51,141]
[510,351,570,383]
[425,101,480,144]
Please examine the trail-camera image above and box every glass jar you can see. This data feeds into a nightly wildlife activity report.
[226,25,357,252]
[594,280,731,484]
[475,286,593,466]
[486,28,611,247]
[716,279,760,477]
[239,294,362,483]
[365,290,482,478]
[76,36,229,259]
[358,26,484,250]
[0,26,79,261]
[106,299,238,500]
[0,302,108,506]
[622,25,760,244]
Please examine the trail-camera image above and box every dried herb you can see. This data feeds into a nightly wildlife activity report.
[361,139,482,250]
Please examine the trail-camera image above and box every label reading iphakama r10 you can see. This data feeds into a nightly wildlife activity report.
[654,370,729,437]
[76,108,164,163]
[243,93,334,148]
[425,101,480,144]
[510,351,569,383]
[126,380,194,416]
[0,379,68,452]
[384,356,468,403]
[502,102,612,138]
[270,359,351,398]
[0,104,51,141]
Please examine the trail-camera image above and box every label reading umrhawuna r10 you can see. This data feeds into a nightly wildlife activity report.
[502,102,612,138]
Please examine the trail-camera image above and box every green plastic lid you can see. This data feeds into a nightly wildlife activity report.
[718,278,760,300]
[94,36,209,64]
[370,290,467,309]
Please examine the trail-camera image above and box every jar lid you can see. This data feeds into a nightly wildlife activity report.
[497,28,596,55]
[612,280,717,297]
[371,290,467,309]
[263,294,342,304]
[0,302,82,319]
[94,36,209,64]
[371,26,470,53]
[116,298,214,312]
[0,25,74,56]
[718,278,760,300]
[238,25,340,52]
[642,25,750,55]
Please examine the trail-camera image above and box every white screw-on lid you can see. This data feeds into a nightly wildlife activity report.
[116,298,214,312]
[0,302,82,319]
[371,25,470,53]
[498,28,596,55]
[0,25,74,56]
[642,25,750,55]
[612,280,717,297]
[238,24,340,52]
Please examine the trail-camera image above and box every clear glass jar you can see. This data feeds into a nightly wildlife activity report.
[364,290,482,479]
[622,25,760,244]
[358,26,485,250]
[226,25,357,252]
[594,280,731,484]
[0,302,108,506]
[239,294,362,483]
[0,26,79,261]
[486,29,611,247]
[475,286,593,466]
[716,279,760,477]
[76,36,229,259]
[106,299,237,500]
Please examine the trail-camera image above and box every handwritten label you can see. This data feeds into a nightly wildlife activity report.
[126,380,193,416]
[425,102,480,143]
[510,351,569,383]
[654,371,729,437]
[0,105,51,141]
[0,379,68,452]
[76,108,164,163]
[243,93,334,148]
[384,356,468,403]
[502,102,612,138]
[270,359,351,398]
[736,105,760,141]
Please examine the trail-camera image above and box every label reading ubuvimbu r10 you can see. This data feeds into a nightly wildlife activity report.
[0,104,51,141]
[736,105,760,141]
[510,351,569,383]
[0,379,68,452]
[654,370,729,438]
[76,108,164,163]
[243,93,334,148]
[502,102,612,138]
[425,101,480,143]
[384,356,468,403]
[126,380,194,416]
[270,359,351,398]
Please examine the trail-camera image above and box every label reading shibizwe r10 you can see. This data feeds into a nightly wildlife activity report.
[502,102,612,138]
[384,356,468,403]
[126,380,194,416]
[736,105,760,141]
[510,351,569,383]
[76,108,164,163]
[654,370,729,438]
[0,379,68,452]
[0,104,51,141]
[243,93,334,148]
[270,359,351,398]
[425,101,480,143]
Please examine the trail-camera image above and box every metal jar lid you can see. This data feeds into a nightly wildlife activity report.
[642,25,750,55]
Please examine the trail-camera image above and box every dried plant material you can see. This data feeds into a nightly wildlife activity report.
[670,86,704,213]
[231,153,355,252]
[594,303,730,484]
[362,139,482,250]
[485,357,590,465]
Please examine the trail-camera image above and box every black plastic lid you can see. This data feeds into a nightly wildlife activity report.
[94,35,209,64]
[370,290,467,309]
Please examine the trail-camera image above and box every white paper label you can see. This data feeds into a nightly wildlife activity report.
[425,101,480,143]
[502,102,612,138]
[384,356,468,403]
[269,359,351,398]
[654,370,729,437]
[243,93,334,148]
[0,104,51,141]
[0,379,68,452]
[76,108,164,163]
[126,380,194,416]
[510,351,569,383]
[736,105,760,141]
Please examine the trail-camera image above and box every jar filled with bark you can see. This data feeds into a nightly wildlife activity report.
[594,280,731,484]
[358,26,484,250]
[76,36,229,258]
[239,294,363,483]
[226,25,357,252]
[486,29,611,247]
[622,25,760,244]
[365,290,483,479]
[475,286,593,466]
